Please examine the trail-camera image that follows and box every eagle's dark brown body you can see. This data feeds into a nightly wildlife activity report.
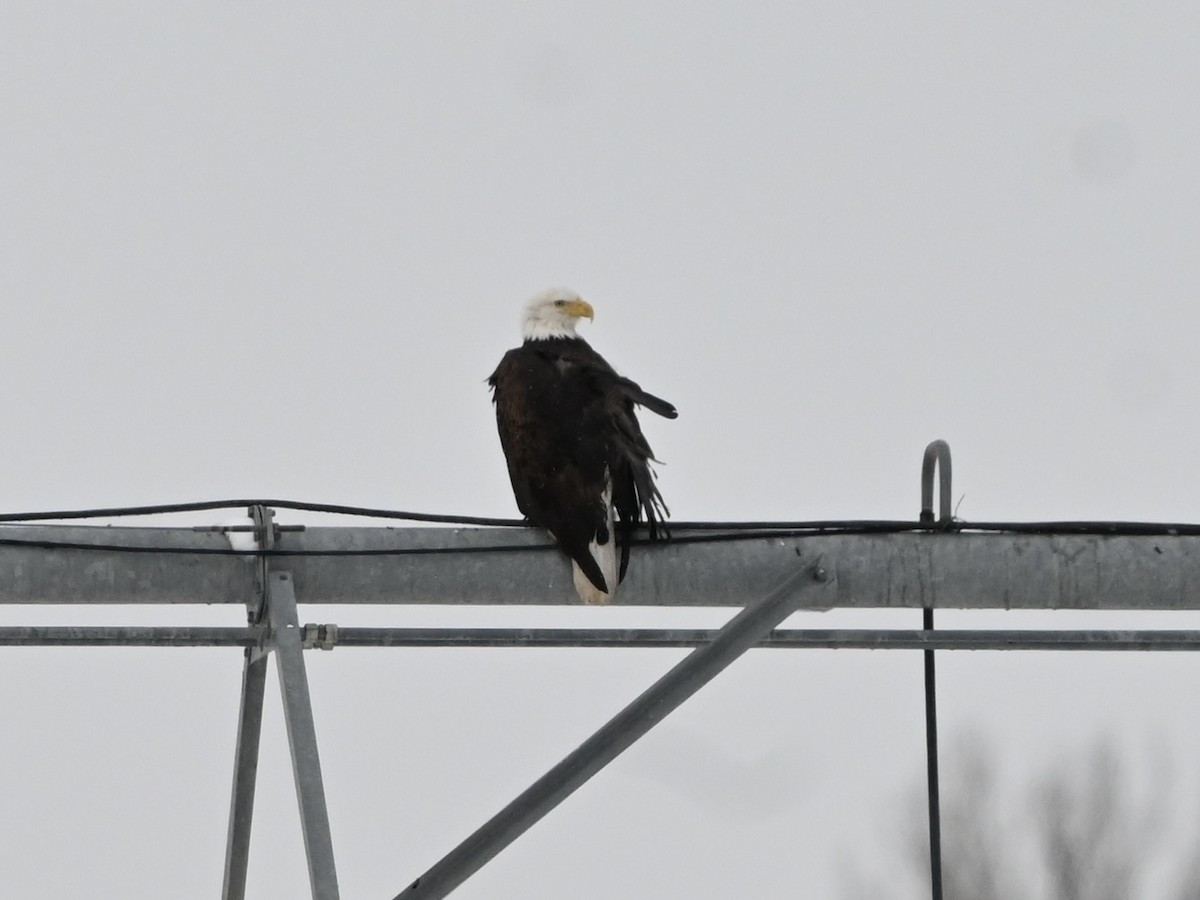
[489,335,676,598]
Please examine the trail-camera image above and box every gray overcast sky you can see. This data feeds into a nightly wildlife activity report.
[3,3,1200,898]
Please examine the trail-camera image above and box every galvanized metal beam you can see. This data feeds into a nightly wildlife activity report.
[7,623,1200,651]
[300,626,1200,651]
[0,524,255,604]
[0,626,259,646]
[6,626,1200,650]
[266,529,1200,609]
[4,524,1200,609]
[224,505,274,900]
[393,562,831,900]
[266,571,340,900]
[222,647,269,900]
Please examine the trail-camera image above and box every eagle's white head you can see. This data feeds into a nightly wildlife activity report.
[521,287,595,341]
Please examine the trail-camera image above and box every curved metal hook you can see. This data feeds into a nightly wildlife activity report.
[920,440,953,525]
[917,440,950,900]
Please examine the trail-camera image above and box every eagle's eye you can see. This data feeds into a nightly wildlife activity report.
[554,300,567,307]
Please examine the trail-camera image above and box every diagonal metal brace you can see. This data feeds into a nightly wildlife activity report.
[393,560,831,900]
[222,646,269,900]
[268,571,341,900]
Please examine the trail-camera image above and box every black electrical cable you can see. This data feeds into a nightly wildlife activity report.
[5,497,1200,538]
[1,517,1200,557]
[0,537,553,556]
[0,527,896,557]
[0,499,955,532]
[0,498,526,527]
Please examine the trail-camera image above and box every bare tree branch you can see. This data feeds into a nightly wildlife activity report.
[844,736,1200,900]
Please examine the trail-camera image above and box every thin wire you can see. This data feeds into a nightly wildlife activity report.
[0,537,556,556]
[1,517,1199,556]
[923,605,943,900]
[0,499,526,527]
[0,528,892,557]
[4,497,1200,537]
[0,524,968,557]
[0,498,931,531]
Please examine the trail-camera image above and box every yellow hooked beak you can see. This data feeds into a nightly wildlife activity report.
[566,299,595,321]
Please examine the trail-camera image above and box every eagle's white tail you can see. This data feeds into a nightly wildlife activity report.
[573,479,618,605]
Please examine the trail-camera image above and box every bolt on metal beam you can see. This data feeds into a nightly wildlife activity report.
[393,561,830,900]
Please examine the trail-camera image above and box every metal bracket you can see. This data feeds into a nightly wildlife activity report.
[246,504,275,625]
[302,624,340,651]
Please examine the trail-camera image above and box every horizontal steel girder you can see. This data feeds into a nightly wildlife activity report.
[3,525,1200,608]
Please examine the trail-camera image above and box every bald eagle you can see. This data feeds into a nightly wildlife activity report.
[489,288,677,604]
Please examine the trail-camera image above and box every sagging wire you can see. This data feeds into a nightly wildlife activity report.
[0,516,1197,557]
[0,498,526,527]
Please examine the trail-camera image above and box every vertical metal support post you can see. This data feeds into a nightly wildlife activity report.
[223,504,275,900]
[394,562,830,900]
[267,571,341,900]
[222,648,269,900]
[920,440,950,900]
[920,608,942,900]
